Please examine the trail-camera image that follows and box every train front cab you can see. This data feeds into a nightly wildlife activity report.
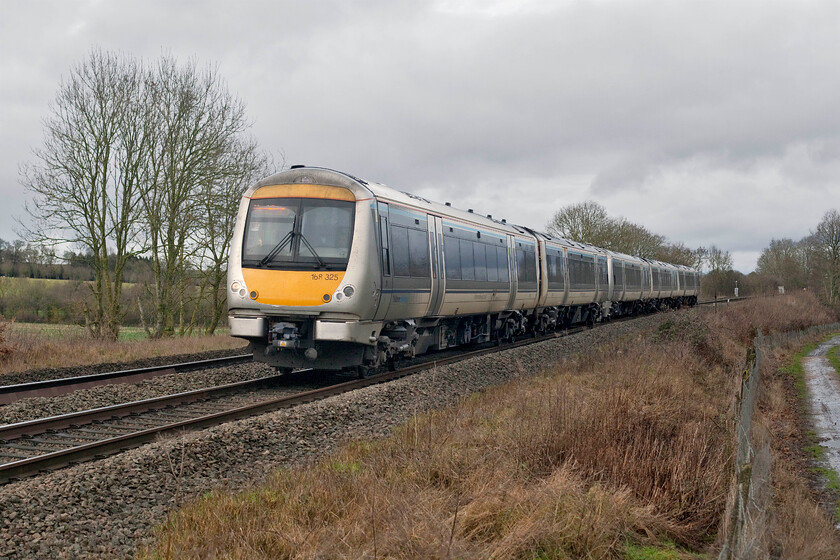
[228,173,385,372]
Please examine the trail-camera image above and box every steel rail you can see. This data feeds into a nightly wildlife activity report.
[0,354,254,405]
[0,372,292,441]
[697,296,752,306]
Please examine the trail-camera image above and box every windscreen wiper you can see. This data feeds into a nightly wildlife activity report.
[259,217,297,266]
[298,233,328,269]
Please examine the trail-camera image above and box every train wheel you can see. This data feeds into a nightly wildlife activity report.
[356,365,375,379]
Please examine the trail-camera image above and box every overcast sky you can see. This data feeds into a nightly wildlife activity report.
[2,0,839,272]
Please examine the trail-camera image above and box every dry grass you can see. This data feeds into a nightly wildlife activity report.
[705,292,837,344]
[0,322,247,376]
[139,295,839,559]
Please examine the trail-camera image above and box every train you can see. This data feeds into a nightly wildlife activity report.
[227,166,699,375]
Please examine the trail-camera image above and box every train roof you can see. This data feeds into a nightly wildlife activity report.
[306,168,539,238]
[250,167,698,272]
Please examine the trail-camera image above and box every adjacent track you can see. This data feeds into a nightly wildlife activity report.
[0,326,586,484]
[0,354,254,405]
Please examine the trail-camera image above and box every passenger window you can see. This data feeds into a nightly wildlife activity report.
[391,226,410,277]
[517,246,536,284]
[486,245,498,282]
[497,246,509,282]
[548,251,565,289]
[408,228,430,278]
[460,239,475,280]
[526,249,537,283]
[444,235,460,280]
[473,242,487,281]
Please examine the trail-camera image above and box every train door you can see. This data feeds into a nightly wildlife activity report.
[427,215,445,316]
[373,202,392,321]
[505,235,517,310]
[536,236,548,307]
[596,256,608,302]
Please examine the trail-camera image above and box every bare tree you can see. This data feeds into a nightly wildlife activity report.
[653,242,697,267]
[812,209,840,304]
[611,219,665,259]
[139,56,254,337]
[546,201,614,246]
[546,200,696,264]
[700,244,734,296]
[189,142,278,335]
[756,238,807,289]
[705,245,733,273]
[21,49,148,339]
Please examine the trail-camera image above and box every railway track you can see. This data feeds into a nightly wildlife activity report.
[0,298,741,407]
[0,299,750,484]
[0,354,253,405]
[0,326,589,484]
[697,295,751,306]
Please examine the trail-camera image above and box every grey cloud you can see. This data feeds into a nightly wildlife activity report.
[2,0,840,273]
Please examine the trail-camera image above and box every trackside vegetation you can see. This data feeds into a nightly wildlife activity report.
[140,293,840,559]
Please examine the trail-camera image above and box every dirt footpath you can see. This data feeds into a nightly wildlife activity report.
[803,335,840,527]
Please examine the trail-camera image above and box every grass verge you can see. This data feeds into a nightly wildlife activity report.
[828,343,840,377]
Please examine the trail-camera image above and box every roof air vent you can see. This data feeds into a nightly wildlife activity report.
[445,202,451,206]
[501,219,506,223]
[290,164,305,169]
[468,209,474,213]
[487,214,492,219]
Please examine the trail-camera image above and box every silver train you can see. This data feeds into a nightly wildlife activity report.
[228,167,699,374]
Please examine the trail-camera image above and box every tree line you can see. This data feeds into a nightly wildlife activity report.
[20,48,277,340]
[755,209,840,305]
[0,240,153,282]
[546,200,736,297]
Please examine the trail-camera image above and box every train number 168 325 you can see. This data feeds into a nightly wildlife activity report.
[311,273,340,281]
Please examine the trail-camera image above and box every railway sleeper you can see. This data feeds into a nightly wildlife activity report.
[0,451,29,460]
[2,443,53,453]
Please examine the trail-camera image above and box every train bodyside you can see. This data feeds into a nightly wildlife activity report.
[228,167,699,373]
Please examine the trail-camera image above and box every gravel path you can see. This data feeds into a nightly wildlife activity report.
[0,310,680,559]
[802,335,840,529]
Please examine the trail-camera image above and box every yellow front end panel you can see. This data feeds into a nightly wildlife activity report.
[251,184,355,201]
[242,269,345,306]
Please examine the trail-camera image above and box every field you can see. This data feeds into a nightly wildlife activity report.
[139,293,840,559]
[0,320,246,376]
[8,321,229,342]
[0,275,221,331]
[0,274,245,375]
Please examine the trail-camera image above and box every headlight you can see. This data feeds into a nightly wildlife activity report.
[342,285,355,298]
[231,281,242,292]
